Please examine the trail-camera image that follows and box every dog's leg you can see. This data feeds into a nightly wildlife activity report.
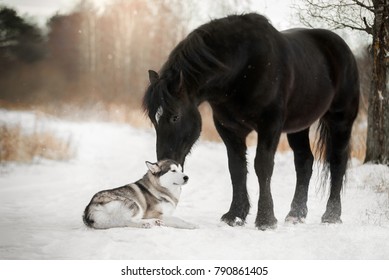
[129,219,164,228]
[161,216,198,229]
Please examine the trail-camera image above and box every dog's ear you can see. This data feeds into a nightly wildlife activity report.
[146,161,161,174]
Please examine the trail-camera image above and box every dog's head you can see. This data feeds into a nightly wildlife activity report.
[146,159,188,189]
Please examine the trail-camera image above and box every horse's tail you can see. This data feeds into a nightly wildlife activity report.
[315,119,331,189]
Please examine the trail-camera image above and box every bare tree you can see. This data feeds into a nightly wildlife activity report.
[296,0,389,165]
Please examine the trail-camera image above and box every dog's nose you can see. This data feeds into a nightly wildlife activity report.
[183,176,189,182]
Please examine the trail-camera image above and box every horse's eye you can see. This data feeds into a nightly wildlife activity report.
[171,115,179,123]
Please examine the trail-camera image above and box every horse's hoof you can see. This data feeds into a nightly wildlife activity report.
[255,217,278,231]
[256,222,277,231]
[285,209,307,224]
[321,211,342,224]
[221,212,246,227]
[321,216,342,224]
[285,206,307,224]
[285,215,305,224]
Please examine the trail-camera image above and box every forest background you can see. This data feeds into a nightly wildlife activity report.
[0,0,372,156]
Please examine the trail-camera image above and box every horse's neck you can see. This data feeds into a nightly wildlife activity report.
[161,66,220,106]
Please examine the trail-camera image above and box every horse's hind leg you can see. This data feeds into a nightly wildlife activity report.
[285,128,314,223]
[321,114,354,223]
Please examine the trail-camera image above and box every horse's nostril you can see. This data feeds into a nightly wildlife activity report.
[184,176,189,182]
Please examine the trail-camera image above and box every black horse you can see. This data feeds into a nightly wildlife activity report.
[143,13,359,230]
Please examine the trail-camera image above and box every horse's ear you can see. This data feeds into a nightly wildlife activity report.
[148,70,159,84]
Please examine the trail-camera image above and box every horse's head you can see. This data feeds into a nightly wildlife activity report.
[143,70,201,166]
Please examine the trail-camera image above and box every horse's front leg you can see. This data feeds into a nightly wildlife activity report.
[254,117,282,230]
[214,118,251,226]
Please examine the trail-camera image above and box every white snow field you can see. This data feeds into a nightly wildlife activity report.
[0,109,388,260]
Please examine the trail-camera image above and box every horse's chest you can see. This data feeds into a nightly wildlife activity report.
[211,102,257,130]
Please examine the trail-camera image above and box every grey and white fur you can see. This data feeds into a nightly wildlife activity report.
[83,159,197,229]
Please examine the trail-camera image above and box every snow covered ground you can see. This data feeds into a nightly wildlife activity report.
[0,109,388,260]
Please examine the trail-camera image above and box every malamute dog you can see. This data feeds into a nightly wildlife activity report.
[83,159,197,229]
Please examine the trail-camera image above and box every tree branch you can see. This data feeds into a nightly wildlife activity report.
[353,0,375,12]
[363,16,373,34]
[295,0,375,35]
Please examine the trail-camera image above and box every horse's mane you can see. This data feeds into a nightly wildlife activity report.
[143,24,228,116]
[169,13,271,84]
[163,28,228,87]
[143,13,271,116]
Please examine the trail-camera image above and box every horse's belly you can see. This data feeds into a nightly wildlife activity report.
[282,119,316,133]
[282,101,331,133]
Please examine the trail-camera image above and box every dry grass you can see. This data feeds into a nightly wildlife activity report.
[98,103,151,128]
[2,100,366,162]
[31,103,151,129]
[0,123,75,164]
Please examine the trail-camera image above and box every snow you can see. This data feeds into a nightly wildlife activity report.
[0,109,388,260]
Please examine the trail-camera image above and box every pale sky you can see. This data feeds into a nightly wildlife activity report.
[0,0,108,25]
[1,0,77,17]
[0,0,296,28]
[0,0,369,50]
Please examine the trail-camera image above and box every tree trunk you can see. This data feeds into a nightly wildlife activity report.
[365,0,389,165]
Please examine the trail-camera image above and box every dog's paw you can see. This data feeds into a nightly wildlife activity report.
[141,222,153,229]
[154,219,164,227]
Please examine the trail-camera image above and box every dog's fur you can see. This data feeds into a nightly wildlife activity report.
[83,159,197,229]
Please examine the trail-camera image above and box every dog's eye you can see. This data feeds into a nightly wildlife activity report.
[171,169,177,173]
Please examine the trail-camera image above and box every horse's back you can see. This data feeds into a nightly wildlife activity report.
[283,28,359,93]
[304,29,359,116]
[302,29,360,113]
[281,28,359,132]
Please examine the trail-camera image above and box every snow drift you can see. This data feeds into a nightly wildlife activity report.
[0,109,388,259]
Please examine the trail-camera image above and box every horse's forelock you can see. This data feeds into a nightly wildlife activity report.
[143,79,180,120]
